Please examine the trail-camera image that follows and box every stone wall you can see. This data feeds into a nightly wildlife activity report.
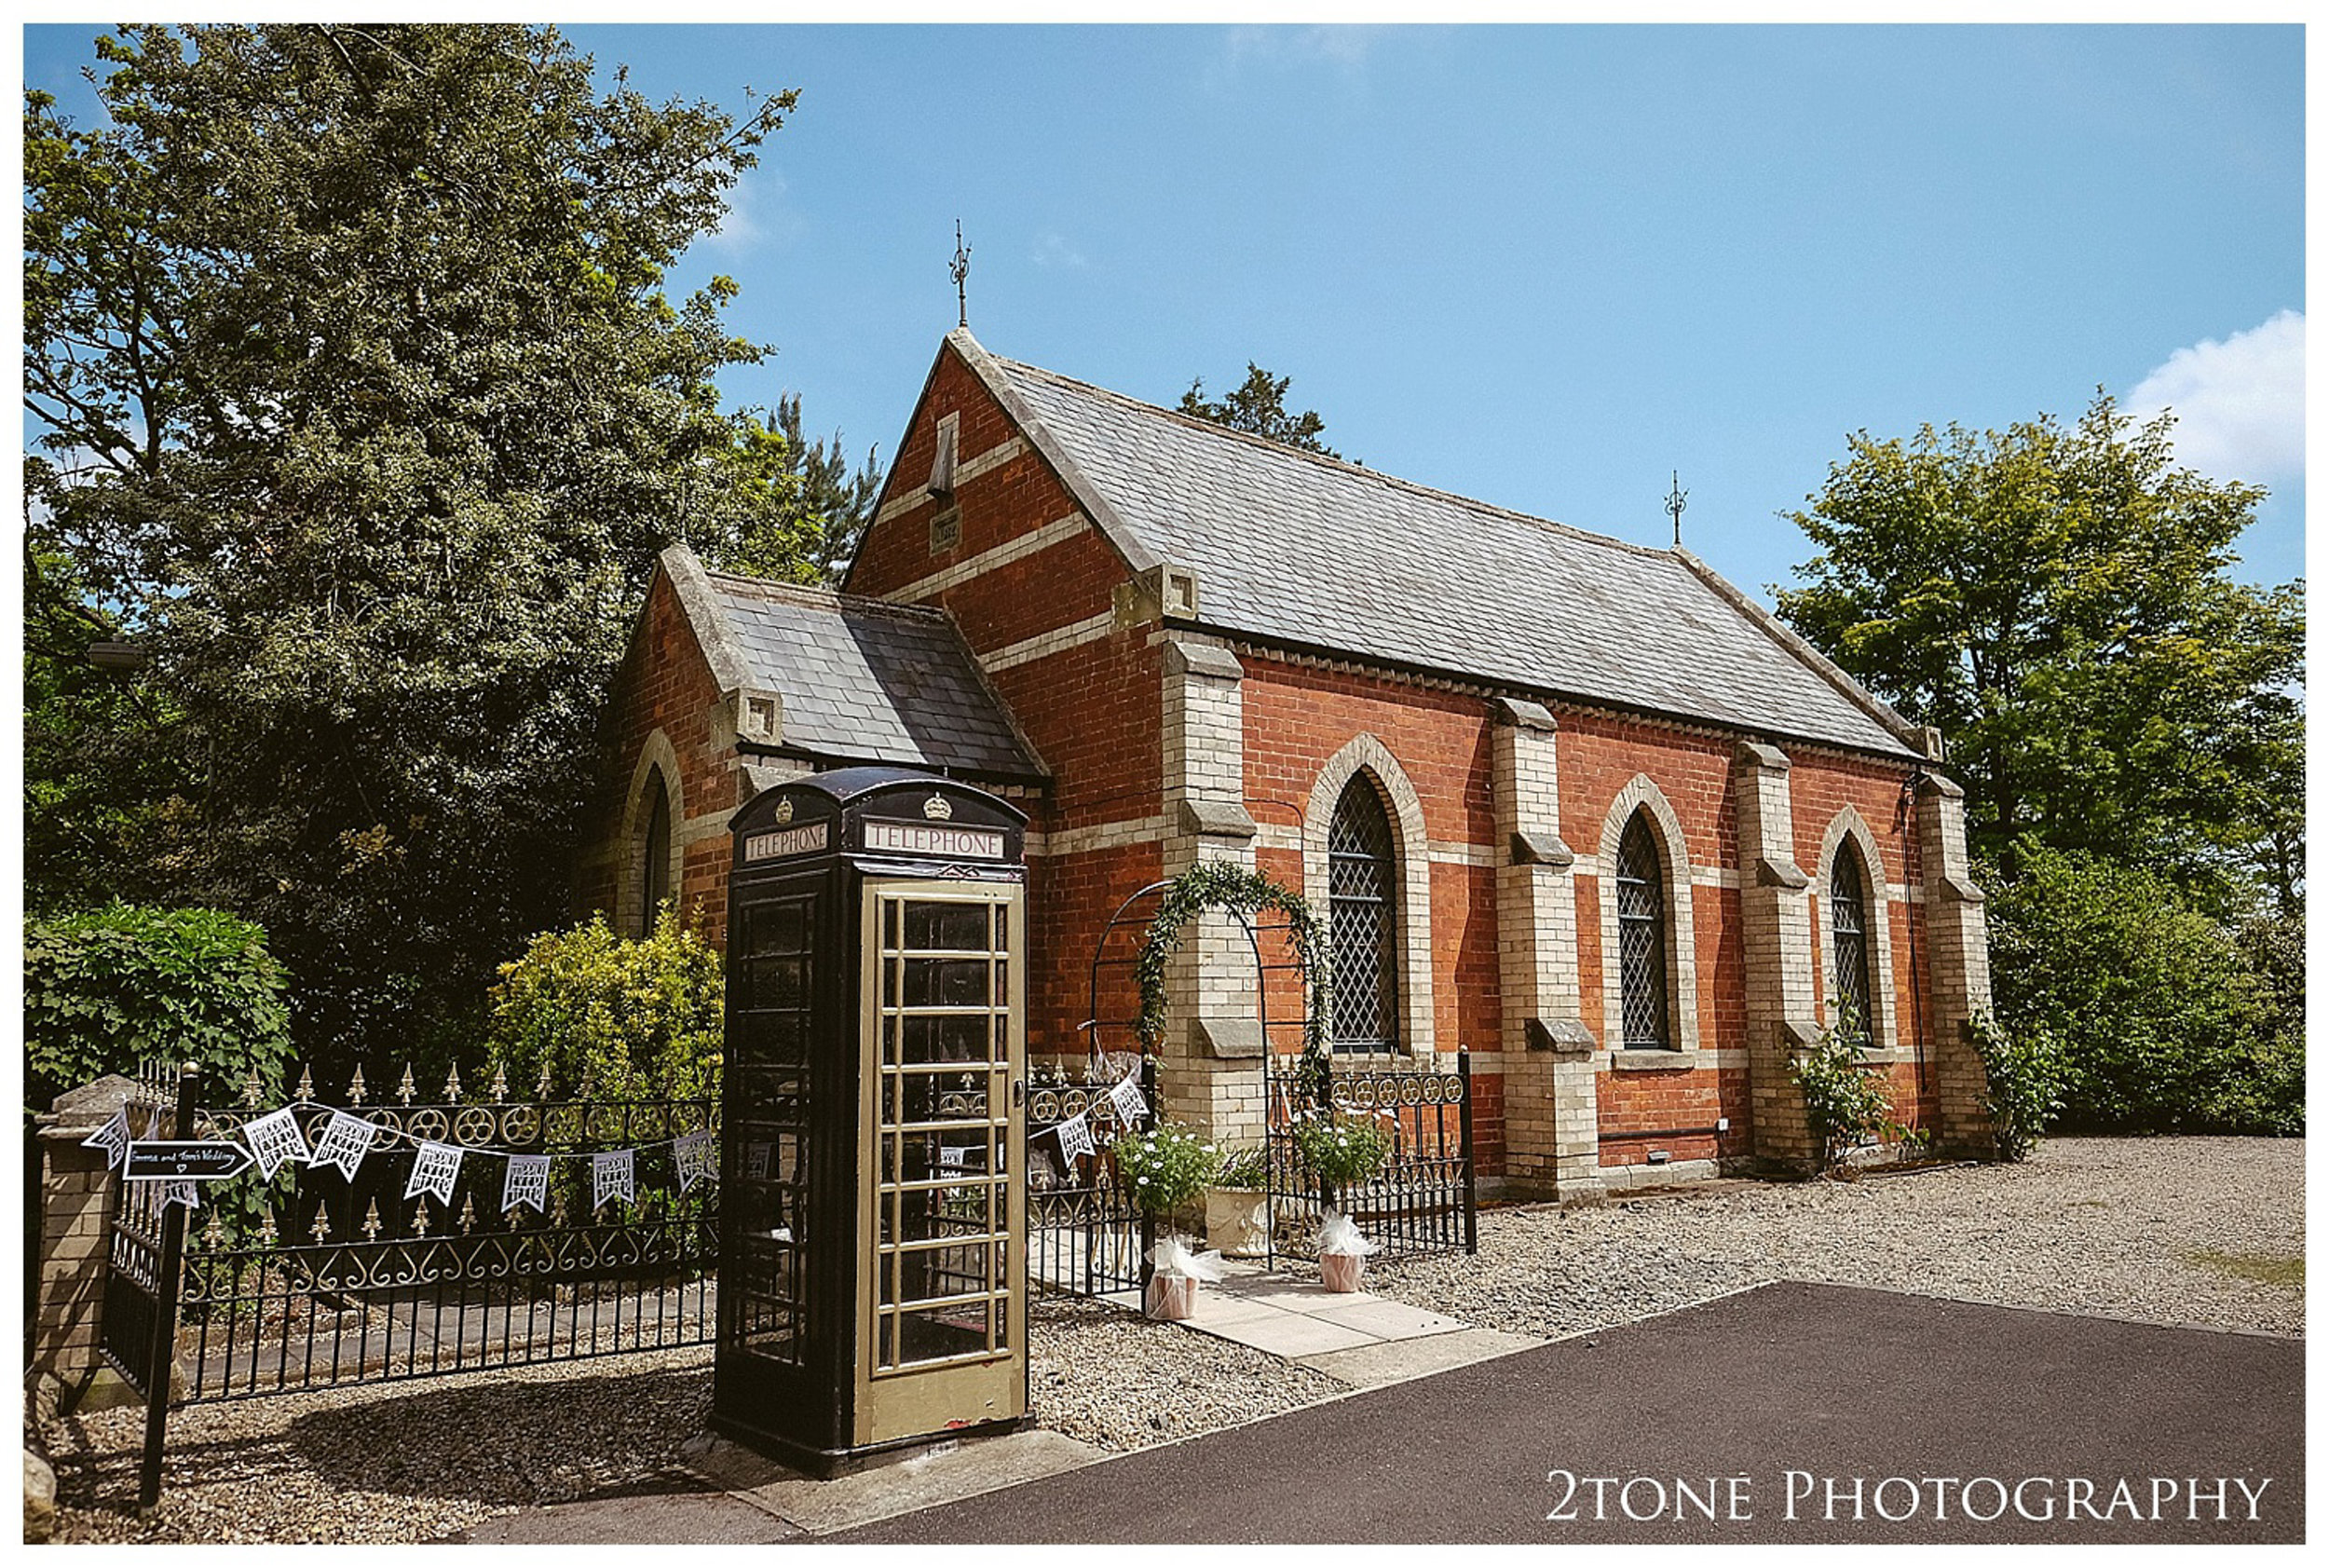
[29,1076,146,1414]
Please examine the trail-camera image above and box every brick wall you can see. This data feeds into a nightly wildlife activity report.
[1789,750,1938,1133]
[577,571,748,948]
[632,331,1963,1183]
[850,339,1164,1064]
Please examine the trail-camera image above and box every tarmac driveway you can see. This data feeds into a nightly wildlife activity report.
[838,1281,2303,1545]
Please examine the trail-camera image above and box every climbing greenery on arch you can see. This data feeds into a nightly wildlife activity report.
[1133,861,1335,1098]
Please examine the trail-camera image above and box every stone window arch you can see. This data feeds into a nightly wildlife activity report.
[1326,775,1400,1052]
[1816,807,1900,1055]
[619,729,685,939]
[1596,776,1701,1055]
[1302,734,1435,1058]
[1614,812,1670,1047]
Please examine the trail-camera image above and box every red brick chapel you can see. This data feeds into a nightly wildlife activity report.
[577,328,1996,1197]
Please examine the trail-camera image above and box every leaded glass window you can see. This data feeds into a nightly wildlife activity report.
[1615,811,1671,1049]
[1829,839,1873,1043]
[1328,777,1399,1053]
[640,767,672,938]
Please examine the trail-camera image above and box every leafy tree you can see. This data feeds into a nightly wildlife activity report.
[775,393,886,580]
[23,23,808,1056]
[1178,362,1340,457]
[1986,847,2297,1135]
[1774,392,2302,912]
[21,540,176,911]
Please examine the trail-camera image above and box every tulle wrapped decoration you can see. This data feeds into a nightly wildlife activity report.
[1316,1208,1379,1291]
[1145,1235,1225,1319]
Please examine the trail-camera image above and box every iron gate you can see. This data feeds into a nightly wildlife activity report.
[1069,878,1476,1288]
[1026,1057,1155,1301]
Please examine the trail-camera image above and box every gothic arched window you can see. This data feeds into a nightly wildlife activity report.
[640,766,672,938]
[1828,839,1873,1041]
[1614,811,1671,1049]
[1328,776,1399,1053]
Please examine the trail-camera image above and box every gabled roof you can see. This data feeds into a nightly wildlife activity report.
[658,546,1044,783]
[946,332,1923,761]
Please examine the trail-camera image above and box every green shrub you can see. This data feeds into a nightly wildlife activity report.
[1966,1012,2066,1162]
[23,903,294,1113]
[1789,1003,1895,1173]
[1216,1144,1272,1190]
[1988,847,2294,1134]
[1289,1110,1395,1188]
[484,907,723,1103]
[1108,1125,1220,1216]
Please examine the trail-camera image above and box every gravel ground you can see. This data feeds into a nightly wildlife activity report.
[37,1344,720,1545]
[1028,1294,1341,1452]
[37,1137,2297,1543]
[1369,1136,2305,1340]
[36,1296,1336,1545]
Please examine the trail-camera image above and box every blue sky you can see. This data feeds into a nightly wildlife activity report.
[23,22,2306,601]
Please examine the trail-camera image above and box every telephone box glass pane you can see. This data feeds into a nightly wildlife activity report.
[732,892,815,1369]
[873,890,1015,1374]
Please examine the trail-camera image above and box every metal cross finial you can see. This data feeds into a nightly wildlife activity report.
[1665,470,1688,548]
[950,219,972,329]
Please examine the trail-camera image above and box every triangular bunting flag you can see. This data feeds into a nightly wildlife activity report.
[80,1107,131,1171]
[307,1111,378,1179]
[1055,1111,1096,1163]
[1109,1072,1148,1126]
[242,1106,311,1180]
[592,1149,635,1211]
[674,1132,717,1194]
[404,1140,464,1207]
[502,1153,551,1214]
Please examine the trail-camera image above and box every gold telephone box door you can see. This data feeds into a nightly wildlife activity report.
[855,880,1027,1444]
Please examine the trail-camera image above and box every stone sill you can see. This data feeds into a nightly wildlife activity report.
[1610,1049,1696,1072]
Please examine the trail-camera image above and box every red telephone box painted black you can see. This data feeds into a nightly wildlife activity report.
[713,767,1030,1475]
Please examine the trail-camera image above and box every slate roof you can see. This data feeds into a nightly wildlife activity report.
[970,341,1921,760]
[695,567,1042,782]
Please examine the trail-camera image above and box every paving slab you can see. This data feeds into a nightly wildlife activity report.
[455,1486,802,1545]
[1216,1280,1352,1311]
[1182,1290,1282,1329]
[1192,1311,1379,1358]
[1297,1326,1544,1388]
[681,1427,1111,1535]
[1304,1297,1468,1339]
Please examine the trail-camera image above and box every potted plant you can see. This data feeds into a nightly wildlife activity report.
[1290,1111,1395,1290]
[1108,1123,1222,1318]
[1204,1145,1273,1258]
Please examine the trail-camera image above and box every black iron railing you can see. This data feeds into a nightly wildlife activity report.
[170,1065,720,1402]
[1025,1059,1154,1300]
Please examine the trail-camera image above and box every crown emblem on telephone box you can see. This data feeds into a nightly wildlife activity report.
[774,798,795,825]
[923,794,954,821]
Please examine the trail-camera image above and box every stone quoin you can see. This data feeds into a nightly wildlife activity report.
[576,329,1996,1196]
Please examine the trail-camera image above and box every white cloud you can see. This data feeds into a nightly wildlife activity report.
[1216,25,1383,80]
[2123,309,2305,484]
[1030,231,1087,270]
[707,169,804,252]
